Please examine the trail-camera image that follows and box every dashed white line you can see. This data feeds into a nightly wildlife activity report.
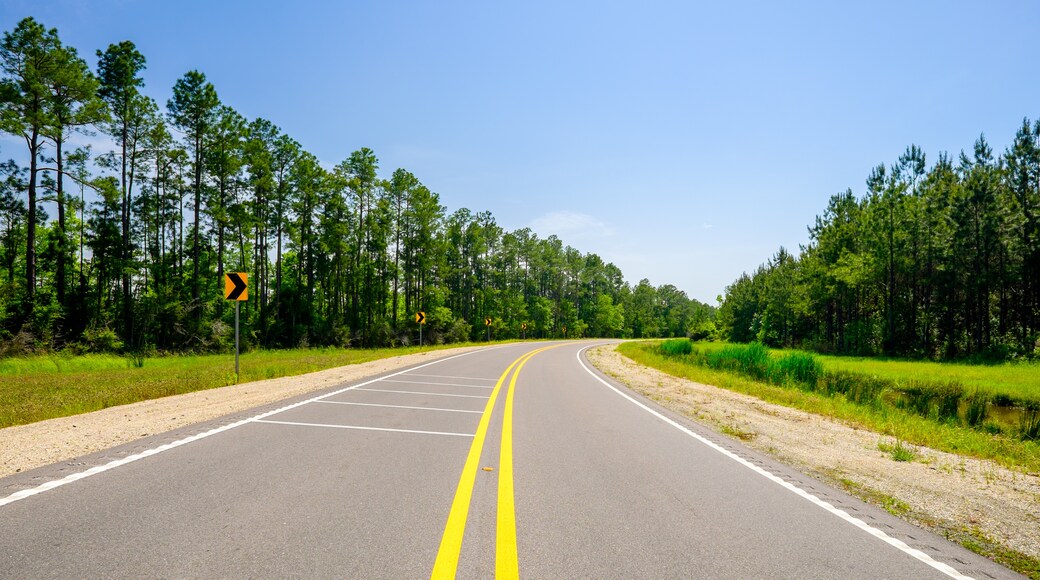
[378,379,495,389]
[403,373,497,382]
[313,401,483,414]
[251,419,474,437]
[354,388,490,399]
[576,346,973,580]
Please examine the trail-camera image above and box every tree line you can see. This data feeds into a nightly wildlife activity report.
[717,123,1040,360]
[0,17,713,354]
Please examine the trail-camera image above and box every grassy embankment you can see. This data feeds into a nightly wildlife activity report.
[618,340,1040,474]
[0,342,498,429]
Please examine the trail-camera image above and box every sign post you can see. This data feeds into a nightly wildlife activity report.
[485,317,492,342]
[415,311,426,347]
[224,273,248,379]
[521,322,527,340]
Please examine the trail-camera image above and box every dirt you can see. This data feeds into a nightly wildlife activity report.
[585,344,1040,562]
[2,342,1037,563]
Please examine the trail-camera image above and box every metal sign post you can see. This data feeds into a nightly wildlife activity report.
[415,311,426,347]
[224,273,248,381]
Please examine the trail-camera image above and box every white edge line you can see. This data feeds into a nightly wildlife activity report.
[0,347,501,509]
[314,401,483,414]
[575,346,973,580]
[378,379,495,389]
[353,388,490,399]
[252,419,474,437]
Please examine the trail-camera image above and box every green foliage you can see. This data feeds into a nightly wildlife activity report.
[965,391,989,428]
[718,123,1040,364]
[1021,406,1040,441]
[877,439,917,462]
[659,338,692,356]
[81,326,123,353]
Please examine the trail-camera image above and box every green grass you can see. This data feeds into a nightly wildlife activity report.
[877,439,918,462]
[0,342,497,429]
[618,341,1040,474]
[689,341,1040,403]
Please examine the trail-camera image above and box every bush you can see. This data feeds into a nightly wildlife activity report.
[82,327,123,353]
[660,339,692,356]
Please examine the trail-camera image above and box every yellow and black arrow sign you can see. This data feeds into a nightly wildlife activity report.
[415,311,426,324]
[224,272,248,301]
[485,317,493,326]
[521,323,527,330]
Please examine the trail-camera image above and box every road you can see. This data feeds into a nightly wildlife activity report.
[0,341,1019,578]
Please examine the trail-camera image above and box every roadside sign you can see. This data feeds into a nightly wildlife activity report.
[223,272,248,380]
[485,317,492,326]
[415,311,426,324]
[224,272,248,301]
[521,323,527,330]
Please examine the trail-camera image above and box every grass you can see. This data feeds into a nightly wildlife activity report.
[619,341,1040,474]
[877,439,917,462]
[687,341,1040,404]
[0,342,498,429]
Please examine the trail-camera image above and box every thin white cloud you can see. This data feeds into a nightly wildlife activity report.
[529,211,614,241]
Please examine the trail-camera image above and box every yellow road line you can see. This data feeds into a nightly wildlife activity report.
[496,347,546,579]
[431,345,557,579]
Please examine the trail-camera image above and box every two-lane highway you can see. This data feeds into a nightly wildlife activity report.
[0,342,1018,578]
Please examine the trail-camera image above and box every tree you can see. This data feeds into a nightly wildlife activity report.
[97,40,149,342]
[0,17,61,316]
[167,70,218,318]
[42,42,104,322]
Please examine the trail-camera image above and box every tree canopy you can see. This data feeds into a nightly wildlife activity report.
[718,127,1040,360]
[0,17,713,354]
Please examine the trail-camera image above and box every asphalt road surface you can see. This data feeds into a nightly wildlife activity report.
[0,341,1020,579]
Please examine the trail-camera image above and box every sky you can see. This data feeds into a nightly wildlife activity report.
[2,0,1039,304]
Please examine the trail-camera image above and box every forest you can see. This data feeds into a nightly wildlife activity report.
[717,124,1040,360]
[0,17,713,354]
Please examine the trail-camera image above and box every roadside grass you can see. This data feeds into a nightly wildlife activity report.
[0,342,499,429]
[616,342,1040,474]
[688,341,1040,403]
[877,439,918,462]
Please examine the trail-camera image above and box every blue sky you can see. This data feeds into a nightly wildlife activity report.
[2,1,1039,303]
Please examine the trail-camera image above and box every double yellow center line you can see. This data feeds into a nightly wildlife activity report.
[431,345,559,579]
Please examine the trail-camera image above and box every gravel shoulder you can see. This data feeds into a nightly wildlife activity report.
[0,345,487,479]
[586,344,1040,563]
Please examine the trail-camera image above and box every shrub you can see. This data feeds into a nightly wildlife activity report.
[82,327,123,353]
[660,339,693,356]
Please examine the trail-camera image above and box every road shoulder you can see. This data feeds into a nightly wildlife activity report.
[586,343,1040,571]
